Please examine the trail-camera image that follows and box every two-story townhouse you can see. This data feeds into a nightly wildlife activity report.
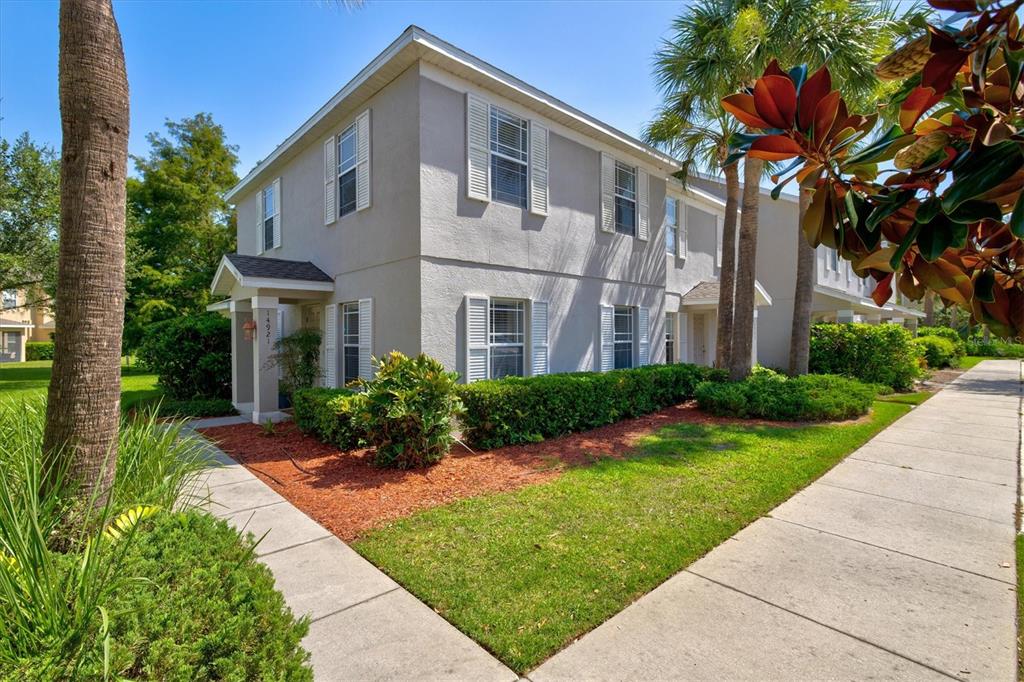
[690,176,925,370]
[209,27,773,423]
[0,288,54,362]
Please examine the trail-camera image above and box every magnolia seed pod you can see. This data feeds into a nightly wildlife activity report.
[875,34,932,81]
[894,131,949,170]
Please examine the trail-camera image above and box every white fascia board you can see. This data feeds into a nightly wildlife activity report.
[210,255,244,295]
[226,25,681,203]
[754,281,773,307]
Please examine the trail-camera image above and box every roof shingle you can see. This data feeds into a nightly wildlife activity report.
[226,253,332,283]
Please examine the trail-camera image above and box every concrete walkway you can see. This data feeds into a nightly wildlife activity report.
[190,423,516,682]
[531,359,1022,681]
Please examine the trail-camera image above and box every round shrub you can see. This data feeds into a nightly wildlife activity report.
[25,341,54,361]
[911,335,959,369]
[916,325,965,356]
[137,313,231,400]
[695,373,875,421]
[965,338,1024,358]
[291,387,364,450]
[353,352,463,469]
[809,323,921,391]
[88,511,311,680]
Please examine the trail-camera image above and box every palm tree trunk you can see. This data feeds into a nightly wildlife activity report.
[44,0,129,505]
[714,160,740,369]
[788,189,814,375]
[729,157,762,380]
[923,290,935,326]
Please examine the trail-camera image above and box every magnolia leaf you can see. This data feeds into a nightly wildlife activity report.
[916,196,942,224]
[842,126,913,167]
[722,94,772,130]
[866,191,913,232]
[748,135,804,161]
[974,269,996,302]
[802,184,829,246]
[917,215,967,262]
[871,273,894,307]
[754,76,798,130]
[942,141,1024,213]
[1009,191,1024,238]
[946,200,1003,224]
[856,245,898,272]
[889,223,921,270]
[797,65,831,131]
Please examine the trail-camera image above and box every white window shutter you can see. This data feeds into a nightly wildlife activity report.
[599,305,613,371]
[678,312,689,363]
[465,295,489,383]
[530,300,548,376]
[529,121,549,216]
[677,202,687,259]
[324,136,337,225]
[272,178,282,249]
[466,93,490,202]
[600,153,614,233]
[323,304,337,388]
[276,309,284,378]
[637,306,650,366]
[256,191,264,255]
[637,170,649,241]
[356,109,371,211]
[358,297,373,381]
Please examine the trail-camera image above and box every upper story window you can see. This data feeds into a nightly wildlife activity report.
[489,298,526,378]
[614,162,636,236]
[1,290,16,310]
[262,185,276,252]
[490,107,529,208]
[613,305,633,369]
[665,197,678,254]
[338,124,358,218]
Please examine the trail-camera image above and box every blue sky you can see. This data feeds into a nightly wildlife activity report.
[1,0,685,177]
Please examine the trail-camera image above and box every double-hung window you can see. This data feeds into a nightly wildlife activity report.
[613,305,633,369]
[1,290,15,310]
[262,185,275,252]
[342,302,360,386]
[665,197,678,254]
[665,313,675,364]
[489,298,525,378]
[490,107,528,208]
[338,124,358,218]
[614,162,636,236]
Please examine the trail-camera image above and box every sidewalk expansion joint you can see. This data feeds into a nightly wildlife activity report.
[865,438,1016,462]
[309,587,402,624]
[684,569,965,681]
[767,517,1014,586]
[815,482,1010,526]
[221,499,288,518]
[257,533,335,558]
[846,456,1014,489]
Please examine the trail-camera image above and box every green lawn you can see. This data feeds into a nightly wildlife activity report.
[355,400,911,673]
[959,355,994,370]
[876,390,932,406]
[0,359,160,408]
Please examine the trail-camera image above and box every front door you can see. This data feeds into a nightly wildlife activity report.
[693,314,705,366]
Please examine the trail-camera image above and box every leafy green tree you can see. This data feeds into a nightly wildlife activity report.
[0,133,60,304]
[649,0,921,378]
[125,113,238,351]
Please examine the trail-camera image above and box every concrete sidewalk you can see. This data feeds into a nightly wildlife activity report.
[190,424,516,682]
[531,359,1022,681]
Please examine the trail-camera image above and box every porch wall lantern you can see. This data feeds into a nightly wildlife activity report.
[242,319,258,342]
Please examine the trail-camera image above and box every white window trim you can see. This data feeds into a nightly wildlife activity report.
[338,123,358,219]
[613,305,634,369]
[259,180,280,254]
[488,297,527,379]
[613,161,637,236]
[489,105,530,209]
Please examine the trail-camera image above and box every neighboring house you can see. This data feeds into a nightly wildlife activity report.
[690,176,925,370]
[208,26,772,423]
[0,288,54,363]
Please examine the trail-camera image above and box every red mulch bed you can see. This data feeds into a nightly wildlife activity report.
[198,403,769,542]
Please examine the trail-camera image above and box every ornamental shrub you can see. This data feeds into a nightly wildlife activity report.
[273,329,322,398]
[916,325,966,356]
[695,373,875,421]
[152,398,238,419]
[85,511,311,681]
[965,338,1024,358]
[809,323,921,391]
[24,341,54,361]
[291,387,363,450]
[353,352,463,469]
[137,313,231,400]
[911,336,959,369]
[457,363,725,450]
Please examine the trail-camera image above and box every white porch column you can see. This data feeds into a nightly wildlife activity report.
[905,316,919,333]
[836,309,855,323]
[251,296,284,424]
[230,300,254,413]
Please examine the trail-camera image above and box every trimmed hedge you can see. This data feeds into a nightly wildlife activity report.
[695,372,875,421]
[457,363,725,450]
[153,398,238,419]
[137,313,231,400]
[809,323,921,391]
[966,338,1024,358]
[291,387,363,450]
[88,511,311,680]
[24,341,54,361]
[916,325,966,356]
[911,335,959,369]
